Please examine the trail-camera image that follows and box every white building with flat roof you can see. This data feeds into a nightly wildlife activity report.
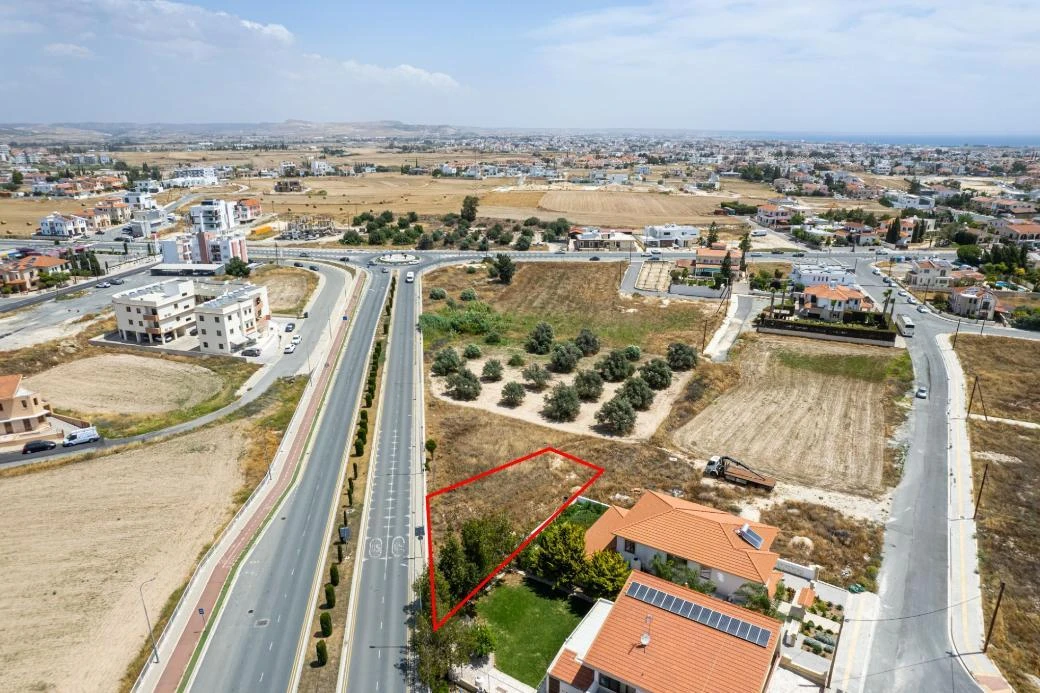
[112,279,197,344]
[189,199,238,234]
[123,191,158,210]
[789,263,858,288]
[167,166,218,187]
[195,283,270,355]
[643,223,700,248]
[160,235,193,264]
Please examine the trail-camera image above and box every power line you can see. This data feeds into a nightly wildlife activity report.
[843,594,980,623]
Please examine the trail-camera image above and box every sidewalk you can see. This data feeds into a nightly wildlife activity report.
[455,657,536,693]
[936,333,1012,693]
[133,271,365,693]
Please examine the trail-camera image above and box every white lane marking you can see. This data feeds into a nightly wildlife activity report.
[259,672,264,683]
[269,641,273,651]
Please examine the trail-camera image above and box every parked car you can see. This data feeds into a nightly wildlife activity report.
[95,281,111,289]
[309,265,319,271]
[872,268,881,276]
[163,333,175,343]
[241,347,261,357]
[283,343,297,354]
[293,261,303,267]
[22,440,57,455]
[907,296,918,304]
[285,322,296,332]
[555,248,566,254]
[589,256,601,261]
[110,278,125,285]
[770,248,785,254]
[291,334,302,345]
[897,289,908,297]
[916,386,928,399]
[916,305,930,314]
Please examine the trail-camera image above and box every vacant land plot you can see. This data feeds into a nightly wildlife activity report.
[423,262,718,355]
[673,336,912,495]
[539,190,734,226]
[250,264,318,314]
[0,197,91,237]
[955,335,1040,424]
[970,421,1040,691]
[476,576,590,688]
[0,423,246,693]
[27,353,222,415]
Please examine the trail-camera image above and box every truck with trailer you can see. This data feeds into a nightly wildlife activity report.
[704,455,775,491]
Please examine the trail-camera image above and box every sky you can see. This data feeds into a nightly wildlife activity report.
[1,0,1038,135]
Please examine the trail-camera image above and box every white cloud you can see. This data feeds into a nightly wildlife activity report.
[43,43,94,59]
[240,19,294,45]
[341,59,460,89]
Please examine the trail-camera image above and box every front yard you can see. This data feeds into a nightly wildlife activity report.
[476,577,590,687]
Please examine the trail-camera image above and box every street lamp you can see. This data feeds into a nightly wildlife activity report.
[138,576,160,664]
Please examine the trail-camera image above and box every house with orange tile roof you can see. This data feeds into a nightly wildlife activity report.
[94,197,133,223]
[949,286,1003,321]
[906,258,956,290]
[543,570,781,693]
[584,490,782,600]
[798,283,869,322]
[0,374,50,437]
[995,221,1040,245]
[754,204,793,228]
[235,198,263,223]
[0,254,72,292]
[694,247,731,277]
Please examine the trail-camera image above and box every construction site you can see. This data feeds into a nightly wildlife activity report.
[276,213,337,241]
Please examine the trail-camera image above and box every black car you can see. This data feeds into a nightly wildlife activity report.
[285,322,296,332]
[22,440,57,455]
[241,347,261,357]
[293,262,303,267]
[309,265,319,271]
[589,256,601,261]
[338,256,350,262]
[793,252,806,257]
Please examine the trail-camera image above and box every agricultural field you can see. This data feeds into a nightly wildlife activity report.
[250,264,318,315]
[672,335,913,496]
[954,335,1040,424]
[970,420,1040,692]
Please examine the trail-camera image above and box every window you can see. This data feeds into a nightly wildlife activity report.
[198,316,204,322]
[126,307,131,313]
[202,342,208,348]
[216,330,222,337]
[598,674,636,693]
[218,344,224,349]
[22,399,27,408]
[699,566,712,580]
[623,539,635,554]
[201,329,207,335]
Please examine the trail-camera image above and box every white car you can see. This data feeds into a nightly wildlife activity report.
[897,290,908,297]
[291,334,302,345]
[283,343,297,354]
[872,268,881,276]
[907,296,918,305]
[916,386,928,399]
[916,305,930,314]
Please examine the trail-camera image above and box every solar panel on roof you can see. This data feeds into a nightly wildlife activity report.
[744,625,762,645]
[627,582,641,597]
[679,601,694,618]
[696,607,713,625]
[644,588,659,604]
[688,604,702,621]
[736,621,752,639]
[707,611,722,628]
[668,598,685,614]
[651,590,667,607]
[661,595,675,611]
[737,523,765,550]
[633,583,648,600]
[755,628,771,647]
[717,615,731,633]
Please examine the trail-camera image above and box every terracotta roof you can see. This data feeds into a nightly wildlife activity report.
[0,374,23,399]
[585,506,630,556]
[697,248,730,259]
[796,586,816,609]
[758,204,779,212]
[603,490,779,585]
[803,284,865,302]
[2,255,70,272]
[581,571,780,693]
[548,648,595,689]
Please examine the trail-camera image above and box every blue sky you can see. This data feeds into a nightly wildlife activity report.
[1,0,1037,134]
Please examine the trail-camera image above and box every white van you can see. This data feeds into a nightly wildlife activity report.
[750,230,767,237]
[63,426,101,447]
[405,271,415,283]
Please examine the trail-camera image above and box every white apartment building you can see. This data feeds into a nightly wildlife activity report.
[159,235,194,264]
[189,199,238,233]
[112,279,197,344]
[195,283,270,355]
[167,166,219,187]
[789,263,858,288]
[123,191,158,210]
[193,230,249,264]
[38,212,88,237]
[134,179,164,194]
[279,161,298,176]
[310,159,333,176]
[643,223,700,248]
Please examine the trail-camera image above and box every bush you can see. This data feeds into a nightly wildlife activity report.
[543,383,581,422]
[432,347,462,376]
[597,349,635,382]
[619,377,655,410]
[463,344,482,359]
[330,564,340,586]
[469,622,495,659]
[522,363,551,390]
[460,288,477,301]
[574,328,601,356]
[484,330,501,344]
[507,353,525,367]
[465,265,477,274]
[320,611,332,637]
[595,396,637,434]
[429,287,447,300]
[548,341,583,373]
[316,639,328,666]
[482,359,503,381]
[526,321,555,354]
[324,583,336,608]
[447,368,481,401]
[639,358,673,390]
[501,381,526,406]
[573,369,604,401]
[667,342,698,370]
[623,345,642,361]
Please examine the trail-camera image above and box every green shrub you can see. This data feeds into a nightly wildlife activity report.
[429,287,447,300]
[463,344,482,359]
[595,395,637,434]
[639,358,673,390]
[623,345,642,361]
[667,342,698,370]
[466,265,477,274]
[330,564,340,586]
[548,341,583,373]
[619,377,655,410]
[324,584,336,608]
[543,383,581,422]
[597,349,635,382]
[460,288,477,301]
[316,639,328,666]
[501,381,526,406]
[484,331,502,344]
[447,368,482,401]
[432,347,462,376]
[526,321,555,354]
[482,359,503,381]
[574,328,601,356]
[320,612,332,637]
[507,353,525,367]
[522,363,551,390]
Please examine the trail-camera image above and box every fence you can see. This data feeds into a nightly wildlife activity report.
[669,283,726,298]
[777,558,818,581]
[756,316,896,347]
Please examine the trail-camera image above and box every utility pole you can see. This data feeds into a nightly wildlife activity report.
[973,462,989,520]
[983,581,1005,653]
[701,321,709,352]
[138,576,160,664]
[952,319,962,348]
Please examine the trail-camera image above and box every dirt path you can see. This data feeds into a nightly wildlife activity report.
[0,423,247,692]
[672,337,888,495]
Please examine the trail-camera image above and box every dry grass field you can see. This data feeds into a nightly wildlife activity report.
[672,335,913,496]
[0,197,91,237]
[0,423,247,693]
[954,335,1040,424]
[970,421,1040,692]
[250,264,318,314]
[423,262,719,355]
[26,353,222,416]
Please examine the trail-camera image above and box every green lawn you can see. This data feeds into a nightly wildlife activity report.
[476,578,590,687]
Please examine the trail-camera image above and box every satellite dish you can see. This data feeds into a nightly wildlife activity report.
[640,632,651,647]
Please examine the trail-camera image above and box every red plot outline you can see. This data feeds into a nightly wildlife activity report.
[425,446,604,630]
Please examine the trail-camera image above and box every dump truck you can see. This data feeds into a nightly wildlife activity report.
[704,455,775,491]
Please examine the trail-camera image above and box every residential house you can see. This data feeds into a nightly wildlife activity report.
[94,198,133,223]
[754,204,792,228]
[0,374,50,436]
[884,191,935,210]
[310,159,333,176]
[192,230,249,264]
[194,282,270,355]
[543,571,781,693]
[274,179,302,193]
[995,221,1040,245]
[159,235,194,264]
[0,255,71,292]
[574,229,637,252]
[584,490,782,599]
[38,212,88,237]
[234,198,262,223]
[77,208,110,232]
[134,179,164,194]
[694,247,731,276]
[643,223,700,248]
[189,199,238,234]
[949,286,1001,320]
[906,259,956,290]
[799,283,870,321]
[122,191,158,210]
[112,279,198,344]
[789,263,857,288]
[771,178,796,194]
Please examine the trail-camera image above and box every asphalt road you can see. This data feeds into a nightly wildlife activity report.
[186,269,389,692]
[343,277,419,693]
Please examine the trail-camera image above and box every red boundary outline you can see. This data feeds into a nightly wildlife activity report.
[425,446,604,630]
